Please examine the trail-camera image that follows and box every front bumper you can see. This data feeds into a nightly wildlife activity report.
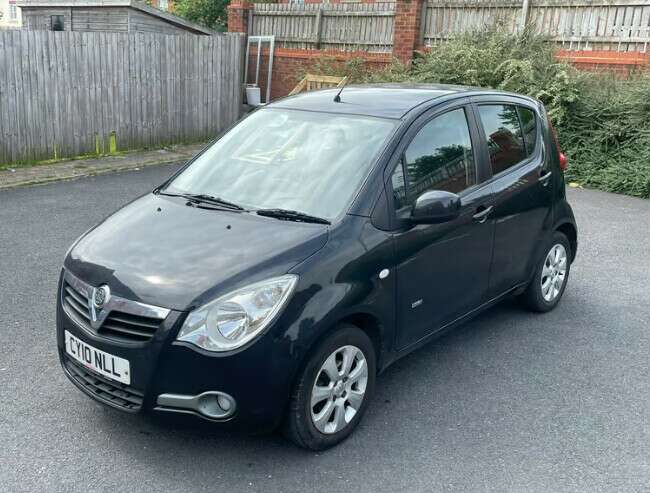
[56,284,297,432]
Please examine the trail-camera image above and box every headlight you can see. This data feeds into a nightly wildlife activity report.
[176,275,298,352]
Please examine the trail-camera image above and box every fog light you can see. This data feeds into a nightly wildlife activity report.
[157,391,236,420]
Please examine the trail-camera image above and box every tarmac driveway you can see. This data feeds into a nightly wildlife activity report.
[0,165,648,492]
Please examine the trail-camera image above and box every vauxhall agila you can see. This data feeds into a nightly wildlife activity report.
[58,84,578,450]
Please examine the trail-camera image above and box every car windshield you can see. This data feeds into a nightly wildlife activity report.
[164,108,397,220]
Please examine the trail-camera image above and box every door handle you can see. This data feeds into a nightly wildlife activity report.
[539,170,552,187]
[472,205,493,223]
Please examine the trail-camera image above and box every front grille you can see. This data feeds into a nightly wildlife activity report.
[64,356,143,411]
[102,312,162,342]
[62,280,91,324]
[62,280,165,343]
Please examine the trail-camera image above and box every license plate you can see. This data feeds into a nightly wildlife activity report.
[65,330,131,385]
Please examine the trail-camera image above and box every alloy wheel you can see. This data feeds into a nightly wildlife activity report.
[541,243,568,302]
[310,345,368,435]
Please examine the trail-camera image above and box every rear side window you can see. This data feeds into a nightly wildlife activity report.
[478,104,526,175]
[517,106,538,155]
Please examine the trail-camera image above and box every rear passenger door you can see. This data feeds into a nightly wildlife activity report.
[472,97,554,298]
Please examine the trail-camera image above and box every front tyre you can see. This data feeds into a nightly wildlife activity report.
[521,231,572,312]
[284,325,376,450]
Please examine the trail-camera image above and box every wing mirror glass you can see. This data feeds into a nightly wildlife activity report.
[410,190,461,224]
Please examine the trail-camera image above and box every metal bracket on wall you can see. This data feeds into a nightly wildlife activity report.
[244,35,275,105]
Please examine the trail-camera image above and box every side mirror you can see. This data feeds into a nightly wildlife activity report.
[410,190,461,224]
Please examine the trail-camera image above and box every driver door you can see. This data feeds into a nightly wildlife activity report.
[389,106,495,350]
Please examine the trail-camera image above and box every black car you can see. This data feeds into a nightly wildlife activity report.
[58,84,577,450]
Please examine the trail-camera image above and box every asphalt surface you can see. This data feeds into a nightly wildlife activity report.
[1,166,649,493]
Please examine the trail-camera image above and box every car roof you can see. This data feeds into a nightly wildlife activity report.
[266,83,533,119]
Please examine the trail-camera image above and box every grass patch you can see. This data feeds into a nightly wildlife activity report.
[0,152,123,172]
[0,141,206,173]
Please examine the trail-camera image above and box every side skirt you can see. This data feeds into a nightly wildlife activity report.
[380,281,529,372]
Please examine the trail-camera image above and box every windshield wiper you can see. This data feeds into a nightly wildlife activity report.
[256,208,331,225]
[157,191,245,211]
[184,194,246,211]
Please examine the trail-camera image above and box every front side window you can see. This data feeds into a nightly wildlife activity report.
[50,15,64,31]
[166,109,397,220]
[478,104,526,175]
[391,108,476,211]
[391,159,407,210]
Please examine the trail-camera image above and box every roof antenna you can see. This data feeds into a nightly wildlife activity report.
[333,77,349,103]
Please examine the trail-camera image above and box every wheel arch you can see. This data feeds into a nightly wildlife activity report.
[337,312,385,373]
[555,221,578,262]
[292,309,387,389]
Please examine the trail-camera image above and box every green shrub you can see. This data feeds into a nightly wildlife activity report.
[363,29,584,126]
[558,75,650,198]
[315,29,650,198]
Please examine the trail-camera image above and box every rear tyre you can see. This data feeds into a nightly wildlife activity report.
[283,325,376,450]
[521,231,571,313]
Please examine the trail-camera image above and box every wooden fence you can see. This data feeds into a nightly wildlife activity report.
[0,31,244,165]
[249,1,650,54]
[250,2,396,52]
[421,0,650,52]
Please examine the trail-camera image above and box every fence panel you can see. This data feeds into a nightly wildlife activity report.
[0,31,244,165]
[251,2,396,52]
[421,1,521,47]
[422,0,650,52]
[528,1,650,52]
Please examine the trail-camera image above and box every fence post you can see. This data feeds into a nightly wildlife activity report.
[520,0,531,31]
[313,8,323,49]
[393,0,425,65]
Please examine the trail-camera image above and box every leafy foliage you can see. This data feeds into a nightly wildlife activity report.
[173,0,229,31]
[310,29,650,198]
[362,29,584,127]
[547,70,648,195]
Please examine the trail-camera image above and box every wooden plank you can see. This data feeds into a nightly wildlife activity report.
[0,33,8,164]
[126,32,136,149]
[215,35,223,135]
[39,32,54,160]
[12,31,27,162]
[151,33,160,147]
[58,32,70,157]
[20,31,35,162]
[99,32,109,153]
[0,33,13,163]
[114,33,123,151]
[47,32,61,160]
[90,31,102,154]
[103,32,112,150]
[80,31,93,155]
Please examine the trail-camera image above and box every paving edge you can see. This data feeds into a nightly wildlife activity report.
[0,156,188,190]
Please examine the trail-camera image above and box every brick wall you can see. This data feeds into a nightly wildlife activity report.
[248,48,391,101]
[557,50,650,76]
